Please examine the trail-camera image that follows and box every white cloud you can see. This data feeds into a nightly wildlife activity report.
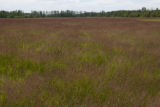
[0,0,160,12]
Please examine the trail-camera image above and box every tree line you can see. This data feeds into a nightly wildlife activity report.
[0,7,160,18]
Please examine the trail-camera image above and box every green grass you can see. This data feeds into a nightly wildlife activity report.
[0,55,36,79]
[139,18,160,22]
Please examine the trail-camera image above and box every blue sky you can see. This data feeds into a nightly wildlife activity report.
[0,0,160,12]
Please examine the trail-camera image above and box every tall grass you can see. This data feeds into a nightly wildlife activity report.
[0,18,160,106]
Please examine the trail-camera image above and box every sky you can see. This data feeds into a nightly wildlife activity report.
[0,0,160,12]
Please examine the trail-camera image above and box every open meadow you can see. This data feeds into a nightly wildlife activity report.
[0,18,160,106]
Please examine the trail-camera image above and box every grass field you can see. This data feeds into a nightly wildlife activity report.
[140,18,160,22]
[0,18,160,107]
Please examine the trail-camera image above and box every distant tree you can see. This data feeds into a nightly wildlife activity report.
[142,7,147,11]
[0,7,160,18]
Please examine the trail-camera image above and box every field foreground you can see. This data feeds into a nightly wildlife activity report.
[0,18,160,106]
